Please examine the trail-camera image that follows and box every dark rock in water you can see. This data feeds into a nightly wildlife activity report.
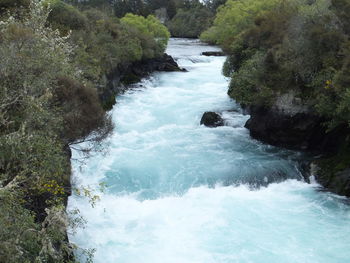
[132,53,186,73]
[201,51,225,56]
[245,105,321,151]
[244,101,348,154]
[200,112,224,127]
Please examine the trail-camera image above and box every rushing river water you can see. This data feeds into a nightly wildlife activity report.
[68,39,350,263]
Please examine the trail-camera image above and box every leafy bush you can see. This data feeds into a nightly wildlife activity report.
[167,7,213,38]
[54,76,113,144]
[121,13,170,58]
[200,0,279,50]
[0,0,30,14]
[45,0,88,33]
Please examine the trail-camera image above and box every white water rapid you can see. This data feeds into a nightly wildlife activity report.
[68,39,350,263]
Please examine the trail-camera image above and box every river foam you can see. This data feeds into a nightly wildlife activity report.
[68,38,350,263]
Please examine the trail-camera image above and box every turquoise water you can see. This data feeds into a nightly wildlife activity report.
[68,39,350,263]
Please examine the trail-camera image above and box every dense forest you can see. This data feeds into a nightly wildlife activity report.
[65,0,223,37]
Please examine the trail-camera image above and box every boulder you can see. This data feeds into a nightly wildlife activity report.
[201,51,225,56]
[200,112,224,127]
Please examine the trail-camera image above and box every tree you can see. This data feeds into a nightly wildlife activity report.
[168,6,213,37]
[121,13,170,57]
[114,0,146,17]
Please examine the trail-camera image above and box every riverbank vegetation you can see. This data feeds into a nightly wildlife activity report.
[167,0,213,38]
[201,0,350,130]
[166,0,227,38]
[64,0,223,38]
[46,0,169,97]
[0,0,170,261]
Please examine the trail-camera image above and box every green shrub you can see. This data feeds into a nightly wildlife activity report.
[45,0,88,34]
[54,76,113,144]
[200,0,279,50]
[0,0,30,14]
[167,7,213,38]
[121,13,170,58]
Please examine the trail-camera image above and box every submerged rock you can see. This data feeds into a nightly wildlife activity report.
[200,112,224,127]
[201,51,225,56]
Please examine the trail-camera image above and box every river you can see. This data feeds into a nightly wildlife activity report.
[68,38,350,263]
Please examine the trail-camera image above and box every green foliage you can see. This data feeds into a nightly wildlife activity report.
[167,6,213,38]
[0,192,41,263]
[70,9,143,81]
[0,1,113,261]
[121,13,170,57]
[228,52,275,106]
[113,0,148,17]
[202,0,227,11]
[45,0,88,34]
[53,76,113,144]
[200,0,279,50]
[68,0,214,38]
[203,0,350,131]
[43,2,170,83]
[0,0,30,14]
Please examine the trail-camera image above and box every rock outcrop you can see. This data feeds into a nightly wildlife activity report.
[243,91,350,197]
[131,53,186,73]
[100,53,185,109]
[244,106,348,153]
[200,112,224,127]
[201,51,225,56]
[244,92,347,153]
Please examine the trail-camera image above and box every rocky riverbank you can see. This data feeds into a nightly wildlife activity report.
[99,53,185,109]
[242,92,350,197]
[62,53,184,260]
